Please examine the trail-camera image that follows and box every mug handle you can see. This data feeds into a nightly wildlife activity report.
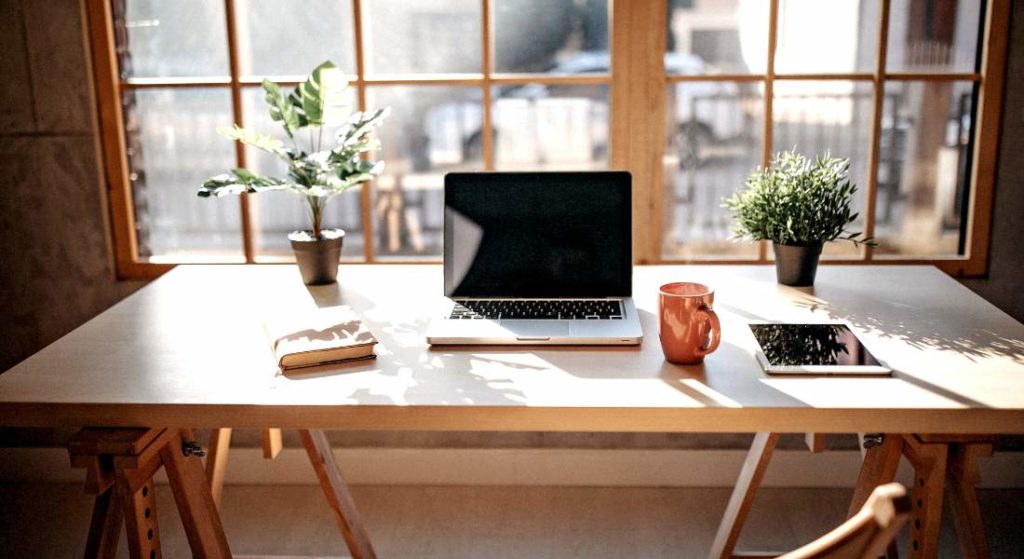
[696,306,721,356]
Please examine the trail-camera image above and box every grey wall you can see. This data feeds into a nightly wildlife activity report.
[0,0,142,375]
[0,1,1020,450]
[960,3,1024,321]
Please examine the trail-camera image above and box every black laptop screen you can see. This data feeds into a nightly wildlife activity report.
[444,172,632,298]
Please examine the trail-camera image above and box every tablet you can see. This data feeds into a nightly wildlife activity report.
[749,323,892,376]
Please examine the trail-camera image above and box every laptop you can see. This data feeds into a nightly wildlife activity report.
[425,171,643,345]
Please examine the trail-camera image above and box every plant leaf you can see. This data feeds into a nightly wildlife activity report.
[297,61,348,127]
[722,149,877,247]
[202,62,388,234]
[217,124,286,156]
[262,79,300,138]
[197,168,290,197]
[287,88,310,128]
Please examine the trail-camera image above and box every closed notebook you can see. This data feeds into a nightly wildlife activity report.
[264,307,378,369]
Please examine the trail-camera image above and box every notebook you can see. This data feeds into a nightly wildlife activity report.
[264,306,377,369]
[425,171,643,345]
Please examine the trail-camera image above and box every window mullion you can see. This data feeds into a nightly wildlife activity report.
[87,0,141,275]
[610,0,666,263]
[963,0,1011,275]
[352,0,373,262]
[864,0,892,262]
[223,0,254,262]
[760,0,780,262]
[482,0,494,170]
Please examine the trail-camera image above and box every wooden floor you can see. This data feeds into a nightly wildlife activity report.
[1,483,1022,558]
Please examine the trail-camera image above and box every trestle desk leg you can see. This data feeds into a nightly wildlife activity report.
[709,432,780,559]
[300,429,377,559]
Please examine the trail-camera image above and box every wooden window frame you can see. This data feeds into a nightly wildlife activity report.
[615,0,1009,277]
[86,0,1008,281]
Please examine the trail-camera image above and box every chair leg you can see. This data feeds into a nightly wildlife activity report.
[206,428,233,508]
[300,429,377,559]
[709,432,780,559]
[946,443,992,559]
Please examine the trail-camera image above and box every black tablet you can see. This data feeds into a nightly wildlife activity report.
[749,323,892,376]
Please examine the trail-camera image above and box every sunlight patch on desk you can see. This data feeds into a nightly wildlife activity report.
[672,379,744,408]
[759,377,968,409]
[511,379,711,407]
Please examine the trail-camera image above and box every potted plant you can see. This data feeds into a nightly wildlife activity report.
[723,150,875,286]
[198,61,389,285]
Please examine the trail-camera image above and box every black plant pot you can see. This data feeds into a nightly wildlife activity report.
[772,242,823,287]
[289,229,344,285]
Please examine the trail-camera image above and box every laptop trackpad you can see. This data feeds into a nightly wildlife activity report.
[501,320,570,340]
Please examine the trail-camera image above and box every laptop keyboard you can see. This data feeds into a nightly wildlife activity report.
[449,299,623,320]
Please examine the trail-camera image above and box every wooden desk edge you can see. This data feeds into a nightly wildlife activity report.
[2,403,1023,434]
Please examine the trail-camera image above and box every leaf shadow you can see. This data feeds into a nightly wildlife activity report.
[791,294,1024,364]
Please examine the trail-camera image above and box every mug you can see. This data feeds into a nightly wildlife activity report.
[659,282,722,364]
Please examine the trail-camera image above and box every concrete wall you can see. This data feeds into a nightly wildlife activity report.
[0,0,142,375]
[0,1,1020,451]
[960,3,1024,321]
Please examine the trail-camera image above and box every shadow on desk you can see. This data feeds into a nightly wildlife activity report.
[792,293,1024,364]
[296,279,1007,412]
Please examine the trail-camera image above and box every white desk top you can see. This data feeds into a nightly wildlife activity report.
[1,265,1022,433]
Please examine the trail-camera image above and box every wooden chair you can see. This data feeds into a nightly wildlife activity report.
[713,433,993,558]
[778,482,910,559]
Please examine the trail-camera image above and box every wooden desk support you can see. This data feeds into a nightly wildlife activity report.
[203,427,377,559]
[850,434,994,559]
[205,427,281,507]
[69,427,231,559]
[713,433,994,559]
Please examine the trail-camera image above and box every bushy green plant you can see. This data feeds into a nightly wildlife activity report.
[723,150,875,246]
[198,61,389,239]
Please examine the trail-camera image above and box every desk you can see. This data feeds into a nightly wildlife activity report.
[2,265,1023,557]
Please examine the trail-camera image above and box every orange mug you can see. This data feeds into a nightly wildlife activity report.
[659,282,722,364]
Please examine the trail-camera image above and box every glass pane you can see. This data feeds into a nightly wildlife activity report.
[124,88,242,259]
[120,0,229,78]
[234,0,356,78]
[772,81,873,259]
[775,0,879,74]
[874,81,975,256]
[492,84,609,170]
[662,81,763,260]
[367,86,483,259]
[363,0,481,76]
[494,0,609,74]
[666,0,767,75]
[887,0,983,73]
[241,87,364,259]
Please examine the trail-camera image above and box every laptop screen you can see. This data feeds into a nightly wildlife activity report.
[444,171,632,298]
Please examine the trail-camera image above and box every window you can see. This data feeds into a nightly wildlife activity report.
[87,0,1008,279]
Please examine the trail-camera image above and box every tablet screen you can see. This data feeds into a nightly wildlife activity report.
[748,324,884,367]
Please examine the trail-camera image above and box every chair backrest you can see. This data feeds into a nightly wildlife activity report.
[778,483,911,559]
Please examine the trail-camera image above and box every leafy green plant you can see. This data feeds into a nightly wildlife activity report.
[723,150,876,247]
[198,61,389,239]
